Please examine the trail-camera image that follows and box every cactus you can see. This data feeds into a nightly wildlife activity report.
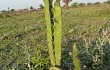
[44,0,55,66]
[49,67,61,70]
[44,0,62,66]
[53,0,62,66]
[73,42,81,70]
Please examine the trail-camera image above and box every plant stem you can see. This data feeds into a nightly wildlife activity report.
[54,0,62,66]
[44,0,55,66]
[73,42,81,70]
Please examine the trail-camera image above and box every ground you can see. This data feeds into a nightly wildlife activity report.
[0,4,110,70]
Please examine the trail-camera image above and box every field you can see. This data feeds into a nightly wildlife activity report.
[0,4,110,70]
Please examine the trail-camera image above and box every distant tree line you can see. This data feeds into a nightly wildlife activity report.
[0,4,44,14]
[70,0,110,8]
[0,0,110,13]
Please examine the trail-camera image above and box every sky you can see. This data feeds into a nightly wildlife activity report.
[0,0,108,11]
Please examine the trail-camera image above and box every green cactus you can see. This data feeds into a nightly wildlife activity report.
[44,0,55,66]
[53,0,62,66]
[73,42,81,70]
[44,0,62,66]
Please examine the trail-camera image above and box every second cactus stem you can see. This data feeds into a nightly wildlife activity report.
[54,0,62,66]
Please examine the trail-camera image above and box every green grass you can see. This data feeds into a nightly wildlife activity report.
[0,4,110,70]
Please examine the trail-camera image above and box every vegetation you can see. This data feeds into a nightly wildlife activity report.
[62,0,72,8]
[104,0,110,4]
[30,6,34,11]
[10,9,15,12]
[0,0,110,70]
[43,0,55,66]
[44,0,62,68]
[78,3,86,7]
[53,0,62,66]
[39,4,44,9]
[73,42,81,70]
[71,2,78,8]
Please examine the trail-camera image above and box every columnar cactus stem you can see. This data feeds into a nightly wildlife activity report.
[44,0,55,66]
[44,0,62,67]
[73,42,81,70]
[54,0,62,66]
